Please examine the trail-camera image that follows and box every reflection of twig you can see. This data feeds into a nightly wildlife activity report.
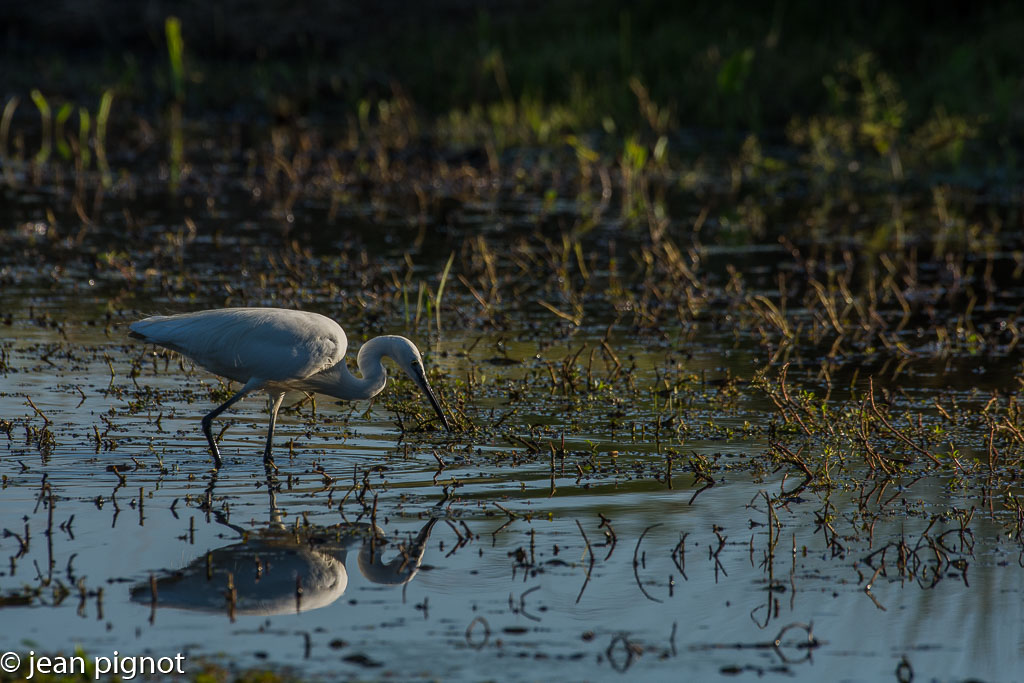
[3,527,28,557]
[688,621,821,666]
[444,519,468,558]
[465,616,490,650]
[492,503,517,539]
[772,622,819,664]
[671,533,688,580]
[710,527,728,580]
[598,513,618,561]
[147,573,157,624]
[633,524,663,603]
[514,586,542,622]
[606,633,637,673]
[225,571,237,622]
[896,656,914,682]
[575,519,595,604]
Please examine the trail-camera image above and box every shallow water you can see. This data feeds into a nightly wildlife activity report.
[2,307,1022,682]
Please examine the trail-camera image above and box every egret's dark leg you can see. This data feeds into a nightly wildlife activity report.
[263,392,286,465]
[201,379,264,468]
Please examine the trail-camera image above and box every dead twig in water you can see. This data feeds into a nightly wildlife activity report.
[864,566,887,611]
[770,442,814,497]
[869,377,941,467]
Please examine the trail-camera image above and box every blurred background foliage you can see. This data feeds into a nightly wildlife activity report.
[2,1,1020,133]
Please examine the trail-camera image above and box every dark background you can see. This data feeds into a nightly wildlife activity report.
[2,1,1021,135]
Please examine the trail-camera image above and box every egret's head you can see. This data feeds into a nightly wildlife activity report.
[357,518,438,585]
[370,336,451,432]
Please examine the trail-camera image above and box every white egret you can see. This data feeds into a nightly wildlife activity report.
[129,307,450,467]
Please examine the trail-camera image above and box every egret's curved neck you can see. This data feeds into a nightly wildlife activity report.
[311,337,392,400]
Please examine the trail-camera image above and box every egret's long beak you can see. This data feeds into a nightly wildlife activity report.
[413,365,452,432]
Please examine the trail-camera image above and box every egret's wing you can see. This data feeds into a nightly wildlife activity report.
[130,308,347,383]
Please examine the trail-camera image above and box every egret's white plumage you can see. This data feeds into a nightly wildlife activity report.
[130,307,450,467]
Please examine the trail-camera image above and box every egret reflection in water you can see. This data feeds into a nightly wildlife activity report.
[131,517,438,616]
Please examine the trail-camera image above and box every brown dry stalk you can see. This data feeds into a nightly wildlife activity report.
[868,377,942,467]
